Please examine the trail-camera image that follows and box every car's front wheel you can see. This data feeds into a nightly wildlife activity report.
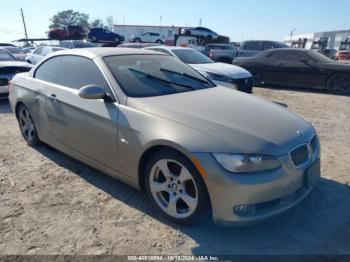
[134,38,141,43]
[155,39,163,44]
[327,73,350,94]
[248,68,263,87]
[17,104,40,146]
[144,149,209,225]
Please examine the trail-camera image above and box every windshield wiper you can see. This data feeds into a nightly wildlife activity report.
[160,68,209,84]
[128,68,196,90]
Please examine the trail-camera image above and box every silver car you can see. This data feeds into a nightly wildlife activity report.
[26,46,65,65]
[9,48,320,226]
[145,46,253,93]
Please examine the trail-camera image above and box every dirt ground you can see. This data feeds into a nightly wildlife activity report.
[0,87,349,255]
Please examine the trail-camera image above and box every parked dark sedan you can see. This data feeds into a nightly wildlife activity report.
[233,48,350,94]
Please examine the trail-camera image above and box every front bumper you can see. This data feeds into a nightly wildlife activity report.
[0,85,9,99]
[213,77,253,94]
[193,151,320,226]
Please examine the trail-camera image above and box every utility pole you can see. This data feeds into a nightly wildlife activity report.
[199,18,202,26]
[20,8,28,45]
[290,28,296,45]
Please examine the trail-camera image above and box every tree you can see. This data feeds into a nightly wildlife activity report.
[90,19,104,28]
[49,10,90,30]
[105,16,114,31]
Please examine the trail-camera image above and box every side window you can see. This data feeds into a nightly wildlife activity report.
[243,41,260,51]
[57,56,110,91]
[262,42,274,50]
[35,56,110,93]
[266,51,281,61]
[35,56,62,83]
[33,47,43,55]
[278,51,306,63]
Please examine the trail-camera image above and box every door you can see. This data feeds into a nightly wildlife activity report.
[273,50,324,87]
[33,55,120,170]
[142,32,151,42]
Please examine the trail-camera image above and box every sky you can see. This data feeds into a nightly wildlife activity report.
[1,0,350,44]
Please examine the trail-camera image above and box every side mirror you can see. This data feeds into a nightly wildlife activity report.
[78,85,106,100]
[300,59,309,64]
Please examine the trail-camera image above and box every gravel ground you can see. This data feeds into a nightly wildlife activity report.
[0,87,349,255]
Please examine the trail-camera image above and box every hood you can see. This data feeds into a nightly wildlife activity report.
[190,62,251,79]
[0,61,32,68]
[127,87,314,155]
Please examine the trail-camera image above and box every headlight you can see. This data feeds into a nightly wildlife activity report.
[213,153,281,173]
[203,72,233,83]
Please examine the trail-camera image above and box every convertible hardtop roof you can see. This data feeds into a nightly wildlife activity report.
[50,47,165,59]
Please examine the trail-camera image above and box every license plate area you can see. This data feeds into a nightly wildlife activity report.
[304,159,320,188]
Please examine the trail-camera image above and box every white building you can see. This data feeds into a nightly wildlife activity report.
[113,24,190,44]
[284,29,350,49]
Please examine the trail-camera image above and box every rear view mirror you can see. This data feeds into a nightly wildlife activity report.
[78,85,106,100]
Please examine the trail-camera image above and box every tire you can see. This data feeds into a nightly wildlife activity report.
[248,68,263,87]
[17,104,40,146]
[155,39,163,44]
[326,73,350,94]
[144,149,210,225]
[134,38,141,43]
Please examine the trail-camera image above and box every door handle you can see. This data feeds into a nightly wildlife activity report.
[49,93,57,100]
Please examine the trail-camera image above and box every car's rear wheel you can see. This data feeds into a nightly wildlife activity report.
[17,104,40,146]
[155,39,162,44]
[144,149,209,225]
[327,73,350,94]
[134,38,141,43]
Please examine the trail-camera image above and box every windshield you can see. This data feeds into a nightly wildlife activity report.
[5,47,23,54]
[0,50,16,61]
[103,54,213,97]
[172,49,214,64]
[307,50,334,63]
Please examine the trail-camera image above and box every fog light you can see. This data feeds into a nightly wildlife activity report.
[234,204,255,216]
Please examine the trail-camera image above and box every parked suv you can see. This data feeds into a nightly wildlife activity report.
[204,44,237,63]
[236,40,288,58]
[129,32,165,44]
[88,28,125,43]
[48,26,85,40]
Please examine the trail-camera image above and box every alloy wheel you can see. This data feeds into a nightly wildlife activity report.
[327,74,350,94]
[149,159,198,219]
[18,106,36,143]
